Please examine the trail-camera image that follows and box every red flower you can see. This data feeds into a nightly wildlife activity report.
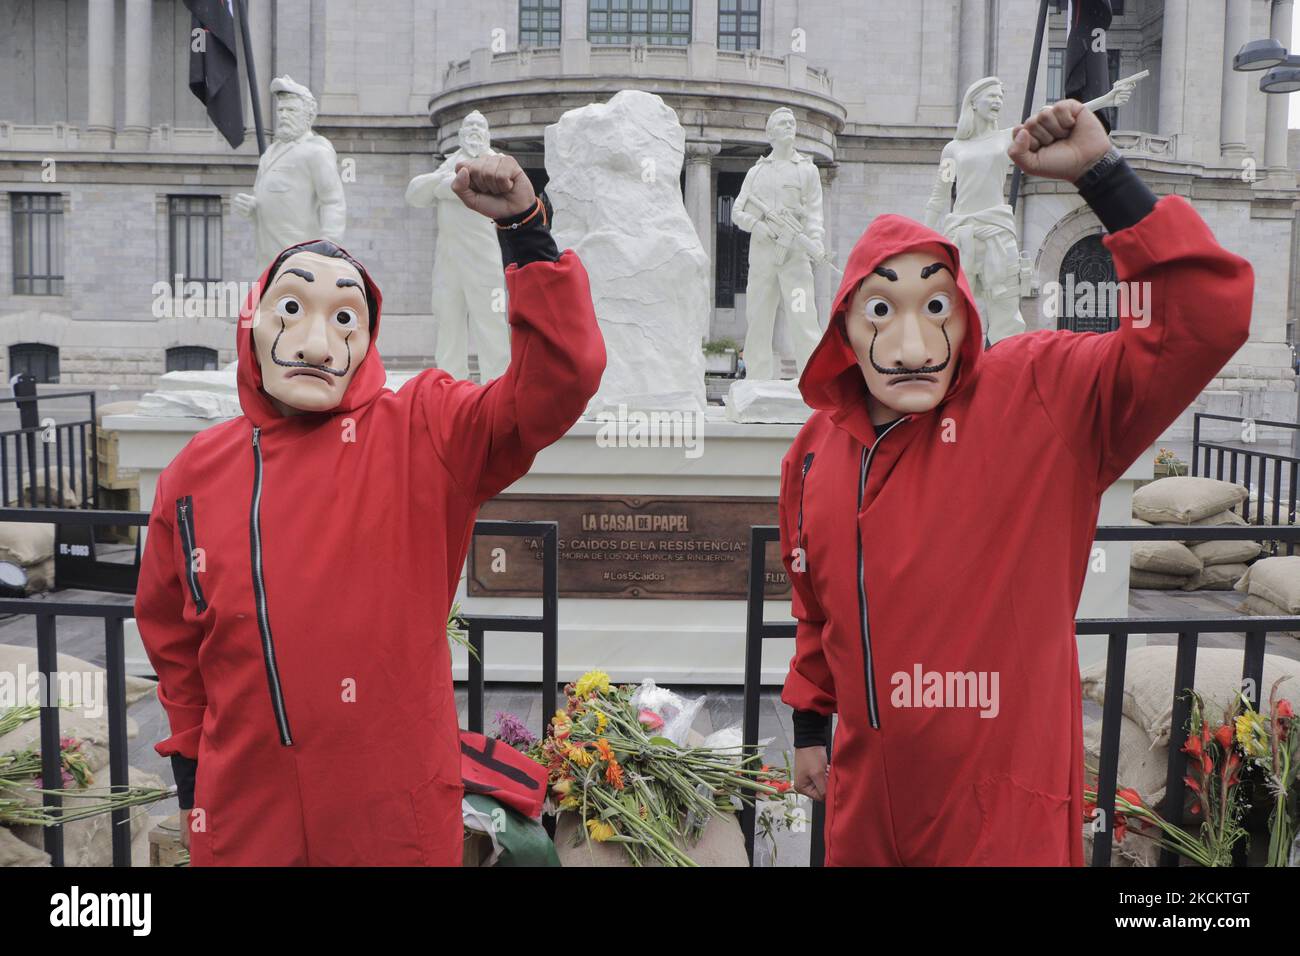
[1183,734,1203,758]
[1278,699,1293,719]
[1184,775,1201,794]
[1116,787,1144,809]
[1214,724,1234,750]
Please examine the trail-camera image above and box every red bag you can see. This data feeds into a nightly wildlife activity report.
[459,731,548,819]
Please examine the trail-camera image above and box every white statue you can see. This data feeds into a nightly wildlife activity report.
[924,73,1143,344]
[732,107,829,382]
[234,76,346,269]
[405,111,511,383]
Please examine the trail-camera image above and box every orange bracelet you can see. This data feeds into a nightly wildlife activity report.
[495,196,546,231]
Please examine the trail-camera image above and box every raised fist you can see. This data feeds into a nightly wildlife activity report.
[1008,99,1112,183]
[451,153,536,221]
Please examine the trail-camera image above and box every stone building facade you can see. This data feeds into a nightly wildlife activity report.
[0,0,1296,435]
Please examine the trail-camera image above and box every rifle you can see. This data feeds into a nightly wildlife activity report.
[742,193,843,276]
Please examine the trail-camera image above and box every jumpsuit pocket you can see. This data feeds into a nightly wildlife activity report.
[409,771,465,867]
[174,495,208,613]
[965,773,1073,866]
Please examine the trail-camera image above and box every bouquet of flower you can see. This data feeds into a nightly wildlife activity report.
[1240,678,1298,866]
[1,705,171,827]
[1084,686,1300,866]
[537,670,791,866]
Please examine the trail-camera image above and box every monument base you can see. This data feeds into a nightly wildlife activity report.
[725,378,812,424]
[107,409,1149,684]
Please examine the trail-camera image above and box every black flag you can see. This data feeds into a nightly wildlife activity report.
[184,0,244,148]
[1063,0,1114,130]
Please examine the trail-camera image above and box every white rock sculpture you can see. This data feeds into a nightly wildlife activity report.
[234,75,346,269]
[546,90,709,416]
[405,110,511,382]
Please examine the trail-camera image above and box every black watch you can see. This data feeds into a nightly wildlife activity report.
[1073,146,1123,191]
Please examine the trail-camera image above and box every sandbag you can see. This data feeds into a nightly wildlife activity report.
[1131,540,1202,575]
[18,466,81,509]
[1081,713,1168,867]
[1234,556,1300,613]
[0,522,54,566]
[1189,538,1261,567]
[1129,569,1192,589]
[1133,477,1248,524]
[1080,645,1300,746]
[1182,563,1249,591]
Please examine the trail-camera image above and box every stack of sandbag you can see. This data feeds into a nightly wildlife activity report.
[1130,477,1254,591]
[1080,646,1300,865]
[1233,486,1299,526]
[0,521,56,593]
[0,644,160,866]
[1234,556,1300,637]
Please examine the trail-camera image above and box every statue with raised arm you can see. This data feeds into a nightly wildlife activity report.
[233,76,346,269]
[923,72,1143,345]
[405,111,511,383]
[732,107,827,382]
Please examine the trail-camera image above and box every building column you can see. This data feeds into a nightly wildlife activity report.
[917,0,961,124]
[958,0,989,108]
[1157,0,1187,153]
[685,139,722,305]
[1265,0,1294,179]
[242,0,274,142]
[121,0,153,150]
[815,163,838,335]
[560,0,590,73]
[1220,0,1250,159]
[85,0,116,149]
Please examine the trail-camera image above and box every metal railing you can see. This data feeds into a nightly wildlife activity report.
[0,508,558,867]
[0,376,99,511]
[741,522,1300,867]
[1192,412,1300,549]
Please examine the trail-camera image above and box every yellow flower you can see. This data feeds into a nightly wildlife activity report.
[575,670,611,698]
[596,712,608,734]
[1236,711,1269,758]
[552,778,573,797]
[559,796,580,810]
[586,818,617,842]
[566,744,595,768]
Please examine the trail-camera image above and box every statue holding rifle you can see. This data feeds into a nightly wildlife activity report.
[732,107,831,382]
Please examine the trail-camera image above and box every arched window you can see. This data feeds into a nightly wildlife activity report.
[1058,234,1120,334]
[166,346,219,372]
[8,343,60,384]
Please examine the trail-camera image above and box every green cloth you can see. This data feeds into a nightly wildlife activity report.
[463,793,560,867]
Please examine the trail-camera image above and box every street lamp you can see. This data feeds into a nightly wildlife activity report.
[1234,40,1300,455]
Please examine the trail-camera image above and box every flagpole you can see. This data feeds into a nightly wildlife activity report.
[235,0,267,155]
[1008,0,1052,211]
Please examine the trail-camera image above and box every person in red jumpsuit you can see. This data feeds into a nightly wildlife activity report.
[135,153,605,865]
[782,99,1254,865]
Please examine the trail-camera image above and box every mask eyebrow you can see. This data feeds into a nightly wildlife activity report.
[873,265,898,281]
[278,267,315,284]
[921,262,953,280]
[336,277,361,290]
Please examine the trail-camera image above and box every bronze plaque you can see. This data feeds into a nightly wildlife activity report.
[468,494,790,600]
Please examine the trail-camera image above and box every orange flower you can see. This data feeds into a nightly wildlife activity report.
[605,760,625,790]
[595,739,616,763]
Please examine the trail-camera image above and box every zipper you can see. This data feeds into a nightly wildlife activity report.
[174,496,208,613]
[250,426,294,747]
[795,452,815,560]
[857,418,907,730]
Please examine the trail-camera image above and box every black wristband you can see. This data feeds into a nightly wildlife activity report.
[1075,150,1158,233]
[170,754,197,810]
[792,708,831,749]
[496,191,560,267]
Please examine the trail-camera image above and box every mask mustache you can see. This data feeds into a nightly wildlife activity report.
[269,322,352,378]
[868,323,953,377]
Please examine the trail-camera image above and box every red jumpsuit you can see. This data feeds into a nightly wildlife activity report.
[779,196,1253,865]
[136,242,605,865]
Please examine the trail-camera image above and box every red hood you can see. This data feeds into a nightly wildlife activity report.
[798,214,984,438]
[235,239,388,427]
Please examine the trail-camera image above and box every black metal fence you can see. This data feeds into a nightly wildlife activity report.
[0,508,558,867]
[741,522,1300,867]
[1192,412,1299,548]
[0,376,99,511]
